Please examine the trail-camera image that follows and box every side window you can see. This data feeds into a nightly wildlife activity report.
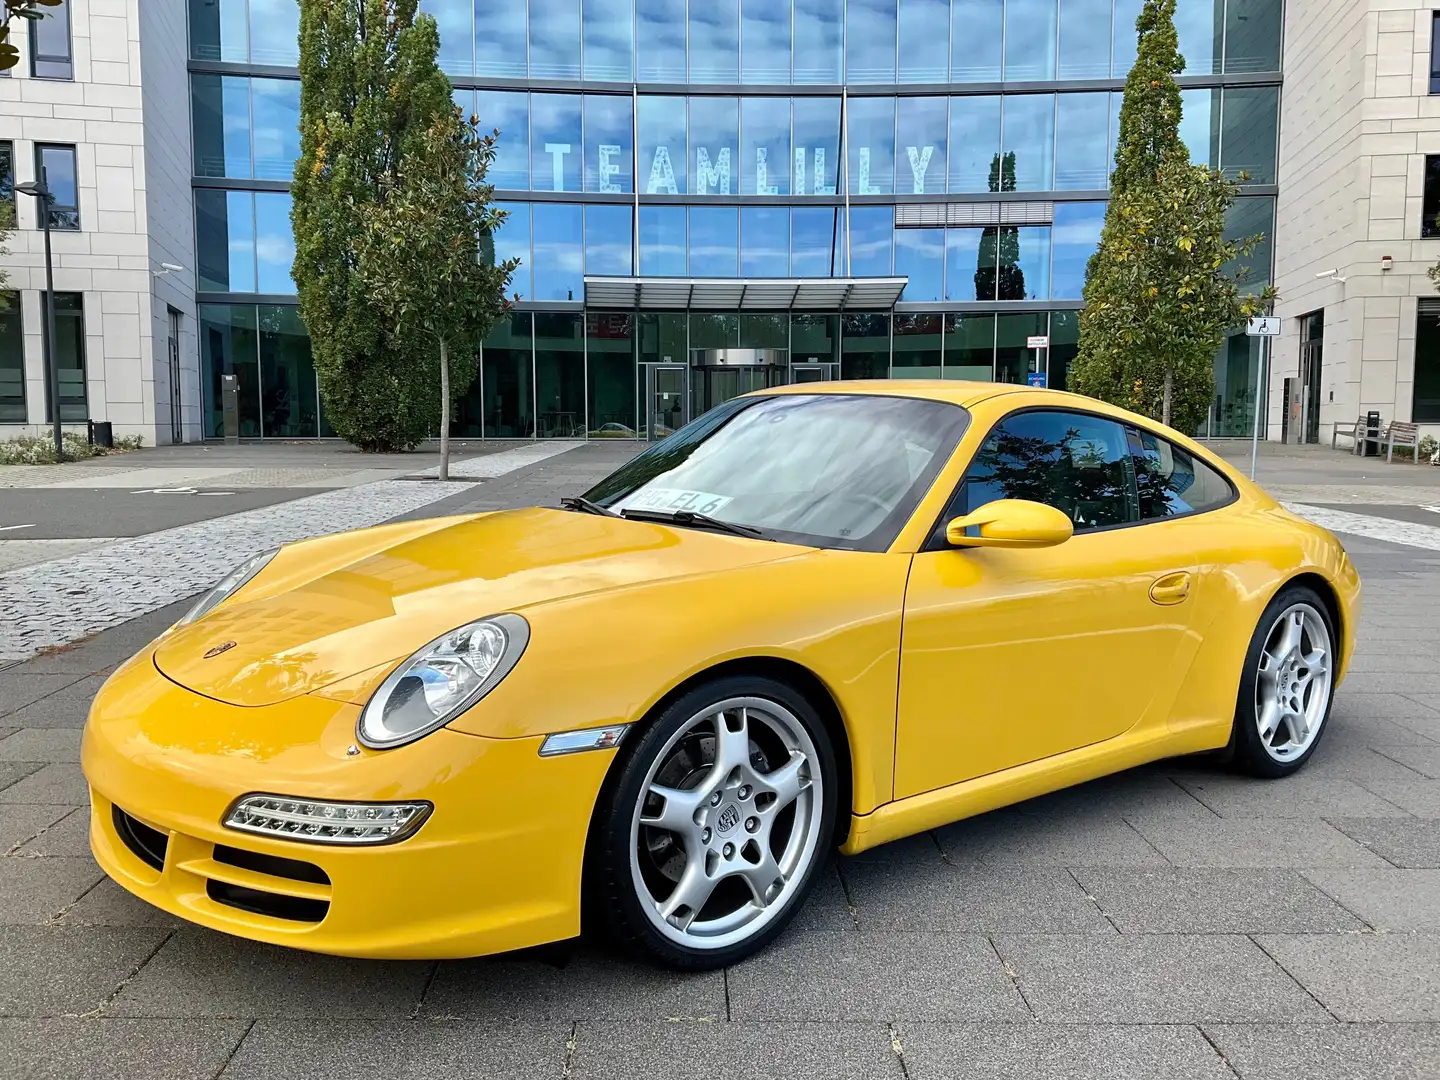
[1130,427,1236,520]
[934,409,1138,541]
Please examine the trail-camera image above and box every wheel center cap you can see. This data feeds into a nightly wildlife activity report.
[716,803,741,835]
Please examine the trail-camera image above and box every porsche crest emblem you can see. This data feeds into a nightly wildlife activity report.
[204,640,238,659]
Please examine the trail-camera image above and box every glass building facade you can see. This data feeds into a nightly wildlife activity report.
[189,0,1281,439]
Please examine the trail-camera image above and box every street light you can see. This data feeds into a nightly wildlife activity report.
[14,178,64,463]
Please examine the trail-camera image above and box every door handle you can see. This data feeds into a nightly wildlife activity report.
[1149,571,1192,605]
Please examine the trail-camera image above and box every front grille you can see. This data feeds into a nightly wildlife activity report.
[214,844,330,886]
[206,879,330,923]
[113,806,168,871]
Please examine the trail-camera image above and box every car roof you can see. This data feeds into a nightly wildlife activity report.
[764,379,1089,411]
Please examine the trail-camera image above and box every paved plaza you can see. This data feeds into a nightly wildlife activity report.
[2,441,1440,1078]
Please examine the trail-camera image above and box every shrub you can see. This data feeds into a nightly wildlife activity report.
[0,432,143,466]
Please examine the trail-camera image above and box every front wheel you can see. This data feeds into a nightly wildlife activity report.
[1230,584,1337,778]
[588,675,837,970]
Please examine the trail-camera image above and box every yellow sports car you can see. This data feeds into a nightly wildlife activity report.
[82,382,1359,969]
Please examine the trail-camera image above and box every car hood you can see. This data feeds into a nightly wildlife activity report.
[153,507,803,708]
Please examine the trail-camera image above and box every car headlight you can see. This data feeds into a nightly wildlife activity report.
[178,548,279,627]
[357,613,530,749]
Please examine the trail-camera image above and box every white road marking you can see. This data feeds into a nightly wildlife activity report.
[1286,503,1440,552]
[0,524,37,533]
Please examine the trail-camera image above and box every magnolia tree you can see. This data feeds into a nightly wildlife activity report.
[360,106,516,479]
[1071,0,1274,433]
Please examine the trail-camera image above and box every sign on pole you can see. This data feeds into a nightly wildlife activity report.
[1026,335,1049,348]
[1246,316,1280,337]
[1027,371,1047,388]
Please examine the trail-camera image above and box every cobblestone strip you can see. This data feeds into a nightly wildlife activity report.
[1286,502,1440,551]
[0,444,581,662]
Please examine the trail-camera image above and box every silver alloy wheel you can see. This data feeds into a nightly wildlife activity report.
[1254,602,1333,762]
[628,696,823,951]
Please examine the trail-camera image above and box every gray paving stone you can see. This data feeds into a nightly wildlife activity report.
[1303,869,1440,931]
[1374,744,1440,778]
[222,1019,569,1080]
[1358,779,1440,817]
[424,950,726,1021]
[993,934,1331,1023]
[16,806,90,856]
[59,876,185,928]
[1071,868,1364,934]
[0,804,72,852]
[1299,743,1433,782]
[1257,933,1440,1021]
[934,806,1168,866]
[1176,774,1410,818]
[726,931,1028,1022]
[840,833,945,865]
[1331,694,1440,722]
[1023,769,1220,823]
[0,1018,249,1080]
[0,672,88,719]
[0,856,103,924]
[2,676,109,729]
[108,928,431,1019]
[788,861,855,931]
[1128,817,1389,868]
[843,862,1112,933]
[899,1022,1234,1080]
[570,1021,903,1080]
[0,925,170,1017]
[1204,1022,1440,1080]
[0,763,89,804]
[0,761,44,795]
[1329,817,1440,868]
[0,728,82,763]
[1320,715,1438,749]
[1342,673,1440,696]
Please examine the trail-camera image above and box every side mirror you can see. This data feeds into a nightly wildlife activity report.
[945,499,1074,549]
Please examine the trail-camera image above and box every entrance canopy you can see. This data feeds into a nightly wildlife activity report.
[583,276,908,311]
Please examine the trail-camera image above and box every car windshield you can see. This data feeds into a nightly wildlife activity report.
[582,394,971,551]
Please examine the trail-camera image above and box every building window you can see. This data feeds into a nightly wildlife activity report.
[0,293,24,422]
[1417,302,1440,423]
[42,292,86,422]
[1432,12,1440,94]
[1426,157,1440,238]
[34,145,79,230]
[0,140,13,202]
[29,0,73,80]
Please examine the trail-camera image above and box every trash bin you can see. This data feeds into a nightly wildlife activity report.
[88,420,113,448]
[1362,411,1381,457]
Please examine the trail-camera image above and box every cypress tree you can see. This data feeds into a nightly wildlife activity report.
[292,1,455,451]
[1070,0,1274,433]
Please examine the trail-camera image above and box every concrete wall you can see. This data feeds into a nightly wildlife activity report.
[138,0,199,443]
[1272,0,1440,442]
[0,0,194,446]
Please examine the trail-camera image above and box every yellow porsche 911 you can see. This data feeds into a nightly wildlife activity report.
[82,382,1359,969]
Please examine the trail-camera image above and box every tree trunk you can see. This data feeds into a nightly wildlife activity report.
[438,339,451,482]
[1162,369,1173,429]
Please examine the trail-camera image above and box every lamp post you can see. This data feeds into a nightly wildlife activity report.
[14,178,64,463]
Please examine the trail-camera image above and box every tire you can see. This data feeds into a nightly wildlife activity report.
[587,674,838,970]
[1229,583,1337,778]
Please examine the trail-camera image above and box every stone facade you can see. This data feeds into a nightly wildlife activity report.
[0,0,198,445]
[1271,0,1440,442]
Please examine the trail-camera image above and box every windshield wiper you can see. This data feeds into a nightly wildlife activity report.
[559,496,620,518]
[619,508,772,540]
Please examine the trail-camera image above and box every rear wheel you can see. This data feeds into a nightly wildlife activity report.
[589,675,836,970]
[1230,585,1336,778]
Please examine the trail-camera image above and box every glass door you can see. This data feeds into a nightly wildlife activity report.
[790,362,837,383]
[1299,311,1324,444]
[644,363,689,440]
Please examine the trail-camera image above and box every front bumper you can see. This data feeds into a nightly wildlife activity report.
[82,653,617,960]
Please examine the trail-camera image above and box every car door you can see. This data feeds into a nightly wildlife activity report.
[893,407,1204,800]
